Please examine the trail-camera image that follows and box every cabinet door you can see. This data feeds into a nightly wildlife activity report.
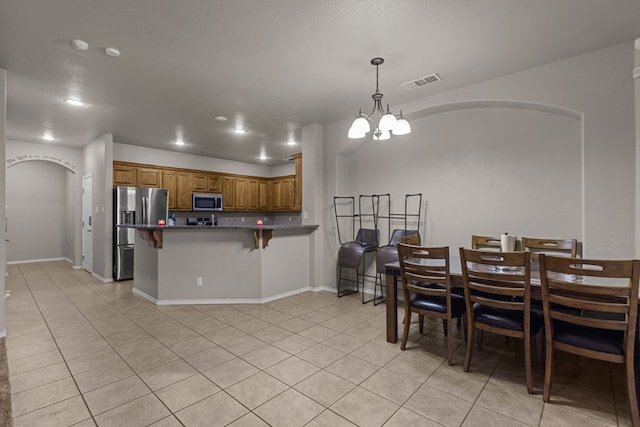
[113,163,136,186]
[206,174,222,193]
[235,177,247,210]
[293,153,302,211]
[137,168,163,187]
[270,179,282,210]
[190,173,207,192]
[258,179,269,211]
[280,177,294,210]
[223,177,235,209]
[163,170,178,210]
[247,179,259,210]
[176,172,191,210]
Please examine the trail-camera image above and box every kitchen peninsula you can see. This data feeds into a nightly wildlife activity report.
[120,223,319,305]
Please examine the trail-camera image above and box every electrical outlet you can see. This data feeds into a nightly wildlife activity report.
[303,211,308,219]
[241,217,245,222]
[289,216,292,222]
[196,277,203,286]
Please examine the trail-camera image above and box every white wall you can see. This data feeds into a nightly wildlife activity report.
[322,41,637,289]
[0,69,7,336]
[6,161,69,262]
[5,140,83,266]
[83,133,113,280]
[635,42,640,259]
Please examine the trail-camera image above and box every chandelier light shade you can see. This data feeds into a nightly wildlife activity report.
[348,57,411,140]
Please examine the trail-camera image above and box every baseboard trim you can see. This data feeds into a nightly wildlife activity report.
[316,286,338,293]
[91,272,113,283]
[132,288,158,304]
[7,257,67,265]
[141,286,325,305]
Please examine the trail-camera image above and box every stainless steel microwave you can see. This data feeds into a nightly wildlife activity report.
[192,193,223,211]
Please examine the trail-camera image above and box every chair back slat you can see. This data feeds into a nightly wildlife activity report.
[471,235,501,251]
[406,283,446,298]
[551,310,630,331]
[549,293,630,314]
[398,244,450,292]
[471,295,524,311]
[522,237,578,258]
[460,248,530,307]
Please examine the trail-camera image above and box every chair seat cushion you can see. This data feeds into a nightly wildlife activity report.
[473,304,543,334]
[410,293,466,317]
[553,320,624,355]
[337,243,366,268]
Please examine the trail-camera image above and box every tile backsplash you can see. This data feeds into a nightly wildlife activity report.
[171,211,301,226]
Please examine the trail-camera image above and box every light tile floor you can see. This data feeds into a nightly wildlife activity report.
[4,261,634,426]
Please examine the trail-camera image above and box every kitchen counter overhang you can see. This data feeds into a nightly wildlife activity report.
[118,224,319,249]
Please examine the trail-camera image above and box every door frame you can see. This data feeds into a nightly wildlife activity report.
[82,174,93,272]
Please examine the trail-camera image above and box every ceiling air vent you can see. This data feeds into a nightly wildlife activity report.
[401,73,442,90]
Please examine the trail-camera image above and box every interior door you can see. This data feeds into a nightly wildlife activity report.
[82,175,93,272]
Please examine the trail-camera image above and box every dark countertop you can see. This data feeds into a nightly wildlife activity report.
[118,224,319,231]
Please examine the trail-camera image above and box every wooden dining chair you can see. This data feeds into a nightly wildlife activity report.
[373,230,421,305]
[471,235,502,251]
[398,244,466,365]
[539,254,640,425]
[459,248,543,393]
[521,237,578,259]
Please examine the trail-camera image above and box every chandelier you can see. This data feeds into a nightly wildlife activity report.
[348,57,411,141]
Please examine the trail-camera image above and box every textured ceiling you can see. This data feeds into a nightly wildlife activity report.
[0,1,639,165]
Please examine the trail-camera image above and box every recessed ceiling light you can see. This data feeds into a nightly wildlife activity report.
[42,134,55,141]
[105,47,120,57]
[71,39,89,51]
[259,155,268,160]
[174,140,185,146]
[286,141,296,146]
[214,116,227,121]
[233,128,247,134]
[64,98,86,106]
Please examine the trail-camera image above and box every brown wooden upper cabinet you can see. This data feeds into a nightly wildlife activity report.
[293,153,302,211]
[113,163,136,186]
[164,170,191,210]
[191,172,222,193]
[244,178,269,211]
[234,177,247,210]
[270,176,294,211]
[136,167,163,188]
[113,155,301,212]
[190,173,207,192]
[222,176,235,209]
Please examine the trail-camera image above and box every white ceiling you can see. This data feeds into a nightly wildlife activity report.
[0,1,638,166]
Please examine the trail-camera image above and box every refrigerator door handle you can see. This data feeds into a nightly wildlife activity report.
[141,196,148,224]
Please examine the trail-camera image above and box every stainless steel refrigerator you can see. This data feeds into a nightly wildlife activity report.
[113,186,168,280]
